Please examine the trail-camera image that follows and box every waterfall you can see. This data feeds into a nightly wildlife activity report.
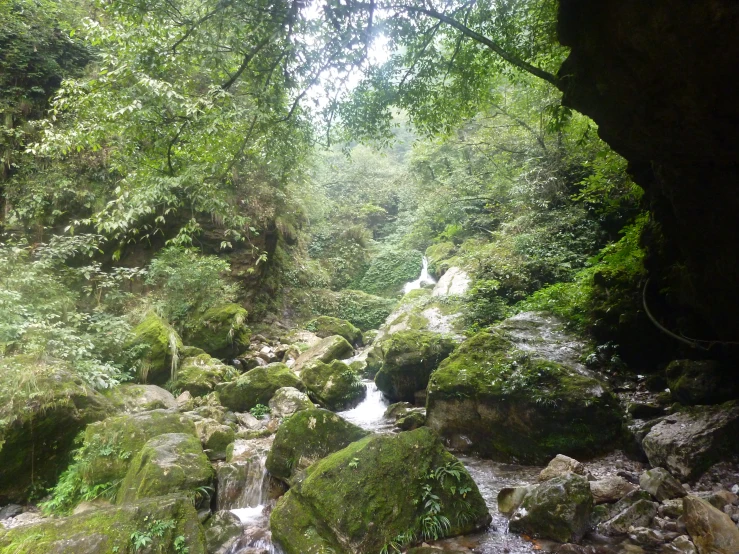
[338,379,392,433]
[403,256,436,294]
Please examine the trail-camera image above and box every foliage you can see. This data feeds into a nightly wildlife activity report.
[249,404,271,419]
[359,246,424,297]
[130,516,188,553]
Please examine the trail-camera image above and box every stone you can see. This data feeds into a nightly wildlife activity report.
[270,428,490,554]
[693,490,738,511]
[640,468,688,501]
[628,401,666,420]
[203,511,243,554]
[194,418,235,461]
[125,311,183,384]
[0,505,22,520]
[683,495,739,554]
[172,354,239,397]
[629,526,665,547]
[216,363,304,412]
[301,360,366,411]
[293,335,354,372]
[265,408,369,485]
[509,473,594,543]
[116,433,214,504]
[596,491,658,535]
[384,402,415,420]
[186,303,250,359]
[590,476,637,504]
[177,390,193,409]
[539,454,586,481]
[0,357,115,502]
[641,401,739,481]
[498,486,536,516]
[660,499,686,519]
[0,494,206,553]
[104,384,178,413]
[396,411,425,431]
[268,386,314,418]
[374,330,456,403]
[662,535,698,554]
[431,266,470,296]
[306,316,363,346]
[666,360,738,406]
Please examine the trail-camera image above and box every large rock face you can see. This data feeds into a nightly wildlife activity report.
[374,330,456,403]
[186,303,250,359]
[641,401,739,480]
[0,494,206,553]
[216,362,304,412]
[683,496,739,554]
[557,1,739,343]
[301,360,367,411]
[426,327,622,463]
[0,357,115,502]
[270,428,491,554]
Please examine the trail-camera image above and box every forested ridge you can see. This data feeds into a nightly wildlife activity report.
[1,0,738,553]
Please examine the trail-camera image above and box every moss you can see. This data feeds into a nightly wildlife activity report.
[104,384,177,413]
[216,363,304,412]
[194,418,235,461]
[116,433,214,504]
[172,354,239,397]
[125,311,183,385]
[425,242,458,277]
[270,428,490,554]
[286,288,396,331]
[0,494,206,553]
[426,330,623,464]
[374,331,456,402]
[265,408,369,484]
[396,411,426,431]
[306,316,363,346]
[359,248,424,297]
[301,360,367,411]
[186,303,250,359]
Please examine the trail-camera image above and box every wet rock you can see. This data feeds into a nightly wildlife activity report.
[666,360,738,406]
[396,410,425,431]
[268,387,314,418]
[539,454,586,481]
[186,303,250,359]
[125,311,183,384]
[384,402,415,420]
[641,401,739,481]
[629,526,666,547]
[204,510,243,554]
[509,473,593,543]
[216,363,304,412]
[498,485,536,516]
[301,360,366,411]
[596,491,658,535]
[104,384,178,413]
[306,316,363,346]
[265,408,368,485]
[270,428,490,554]
[116,433,214,504]
[194,418,235,461]
[173,354,239,397]
[661,535,698,554]
[660,499,686,518]
[640,468,688,501]
[293,335,354,372]
[683,495,739,554]
[0,505,22,520]
[590,476,638,504]
[374,330,456,403]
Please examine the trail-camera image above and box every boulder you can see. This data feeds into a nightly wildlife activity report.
[265,408,369,485]
[194,418,235,461]
[538,454,586,481]
[293,335,354,372]
[186,303,250,359]
[683,496,739,554]
[498,485,537,516]
[268,387,314,418]
[204,510,243,554]
[508,473,593,543]
[595,490,658,535]
[301,360,367,411]
[590,476,637,504]
[307,316,363,346]
[270,428,490,554]
[0,357,115,502]
[640,468,688,501]
[172,354,239,397]
[397,411,426,431]
[104,384,177,413]
[374,331,456,402]
[116,433,214,504]
[426,329,622,463]
[216,363,304,412]
[666,360,738,406]
[663,535,698,554]
[641,401,739,480]
[125,311,183,384]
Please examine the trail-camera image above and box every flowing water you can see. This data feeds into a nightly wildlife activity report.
[337,379,393,433]
[403,256,436,293]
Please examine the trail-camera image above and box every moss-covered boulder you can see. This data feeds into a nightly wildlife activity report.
[104,384,177,413]
[187,303,250,359]
[426,330,623,464]
[204,510,243,554]
[375,331,456,402]
[173,354,239,397]
[194,418,235,461]
[307,316,363,346]
[294,335,354,372]
[117,433,214,504]
[0,357,115,502]
[270,427,490,554]
[0,493,206,553]
[125,311,183,384]
[425,242,458,277]
[666,359,739,406]
[216,363,304,412]
[266,408,369,485]
[301,360,366,411]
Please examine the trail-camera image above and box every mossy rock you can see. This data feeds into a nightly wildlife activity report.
[425,242,458,277]
[203,510,243,554]
[270,427,490,554]
[187,303,250,359]
[665,359,739,405]
[0,356,115,502]
[265,408,369,485]
[194,418,235,461]
[172,354,239,397]
[269,387,315,418]
[104,384,178,413]
[294,335,354,372]
[301,360,367,411]
[216,363,304,412]
[0,493,206,553]
[125,311,183,385]
[426,329,623,464]
[396,411,426,431]
[117,433,214,504]
[359,248,424,297]
[374,331,456,403]
[306,316,363,346]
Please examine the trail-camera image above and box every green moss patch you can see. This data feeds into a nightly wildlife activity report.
[216,363,304,412]
[186,303,250,360]
[301,360,366,411]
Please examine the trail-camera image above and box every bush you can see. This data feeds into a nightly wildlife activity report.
[359,247,423,296]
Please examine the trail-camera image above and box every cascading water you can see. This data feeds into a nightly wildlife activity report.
[403,256,436,294]
[338,379,392,433]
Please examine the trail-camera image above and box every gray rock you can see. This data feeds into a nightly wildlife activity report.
[693,489,738,511]
[293,335,353,372]
[0,504,22,520]
[590,475,637,504]
[194,418,235,461]
[498,485,536,516]
[268,386,314,418]
[105,384,178,413]
[660,498,686,518]
[641,468,688,501]
[204,510,243,554]
[539,454,586,482]
[596,491,658,535]
[629,525,665,547]
[683,495,739,554]
[661,535,698,554]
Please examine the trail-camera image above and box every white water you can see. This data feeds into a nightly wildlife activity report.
[403,256,436,294]
[337,379,392,433]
